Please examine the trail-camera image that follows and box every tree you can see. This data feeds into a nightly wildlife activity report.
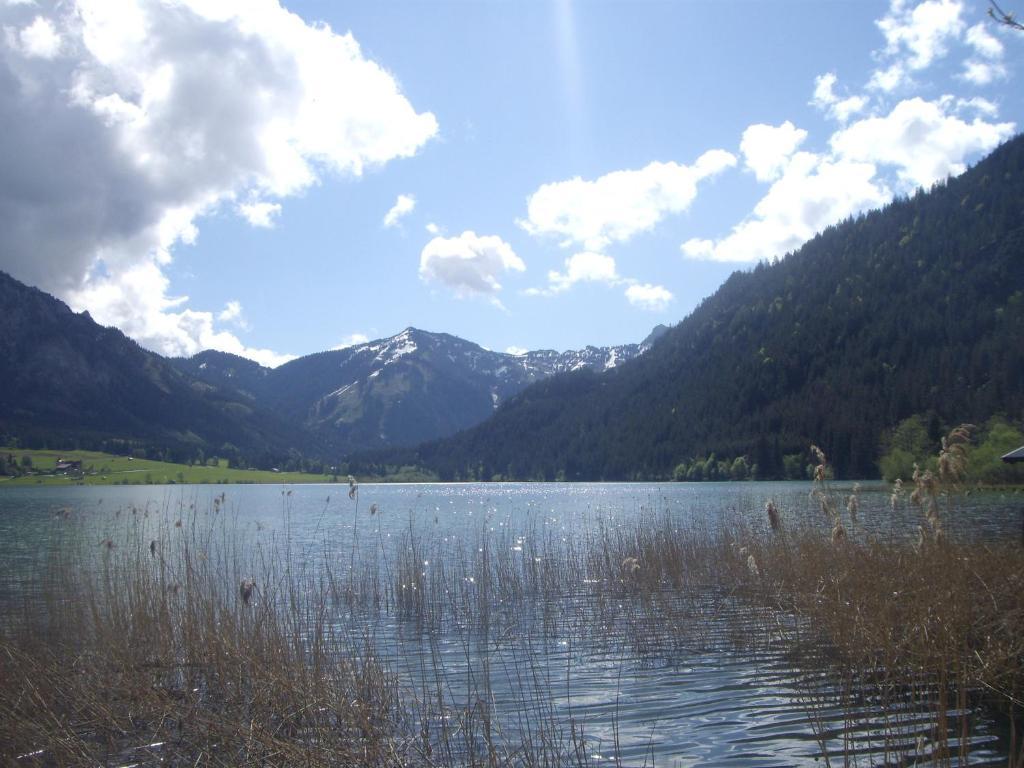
[966,418,1024,484]
[879,415,933,481]
[730,456,749,481]
[990,1,1024,30]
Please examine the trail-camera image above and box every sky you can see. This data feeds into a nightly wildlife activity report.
[0,0,1020,366]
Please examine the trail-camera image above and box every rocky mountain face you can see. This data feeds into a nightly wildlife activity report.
[175,326,665,454]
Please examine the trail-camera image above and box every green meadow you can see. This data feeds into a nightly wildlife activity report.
[0,447,335,486]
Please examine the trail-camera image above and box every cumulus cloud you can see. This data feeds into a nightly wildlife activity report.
[73,262,293,367]
[0,0,437,363]
[962,58,1007,85]
[520,149,736,252]
[505,345,528,356]
[740,121,808,182]
[683,95,1013,264]
[870,0,965,91]
[829,96,1014,191]
[237,201,282,229]
[218,299,243,323]
[419,231,525,301]
[956,96,998,117]
[965,21,1004,59]
[383,193,416,228]
[6,14,59,57]
[332,333,370,350]
[680,238,714,259]
[625,283,673,312]
[217,299,251,332]
[811,73,868,123]
[694,153,890,263]
[961,22,1007,84]
[526,251,620,296]
[425,222,440,235]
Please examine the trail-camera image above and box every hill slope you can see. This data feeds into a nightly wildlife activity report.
[0,272,316,464]
[392,137,1024,481]
[175,327,660,453]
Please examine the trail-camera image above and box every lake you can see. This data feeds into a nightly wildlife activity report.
[1,480,1021,766]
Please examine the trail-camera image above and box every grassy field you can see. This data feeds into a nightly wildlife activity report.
[0,447,338,486]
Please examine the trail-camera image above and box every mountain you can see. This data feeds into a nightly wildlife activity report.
[0,271,316,464]
[174,327,658,454]
[0,264,659,463]
[377,136,1024,481]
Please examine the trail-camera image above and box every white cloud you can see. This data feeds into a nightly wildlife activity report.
[383,193,416,228]
[680,238,714,259]
[830,96,1014,191]
[530,251,619,296]
[965,22,1003,59]
[811,72,838,107]
[956,96,998,117]
[216,299,251,331]
[332,333,370,350]
[521,149,736,251]
[869,62,909,93]
[961,23,1007,84]
[10,14,59,57]
[425,222,440,235]
[218,300,243,323]
[505,345,528,356]
[684,95,1014,264]
[702,153,889,263]
[740,121,808,182]
[811,73,868,123]
[237,201,282,228]
[625,283,673,312]
[872,0,966,91]
[71,262,293,367]
[0,0,437,365]
[961,58,1007,86]
[419,231,525,300]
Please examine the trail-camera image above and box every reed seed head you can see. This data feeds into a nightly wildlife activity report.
[846,494,859,525]
[831,522,846,545]
[747,554,760,577]
[239,578,255,605]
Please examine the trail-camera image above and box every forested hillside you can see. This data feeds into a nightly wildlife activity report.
[380,136,1024,481]
[0,272,316,466]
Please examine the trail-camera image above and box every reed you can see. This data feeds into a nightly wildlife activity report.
[2,461,1022,766]
[0,504,412,766]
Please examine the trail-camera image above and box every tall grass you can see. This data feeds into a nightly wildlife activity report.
[0,503,411,766]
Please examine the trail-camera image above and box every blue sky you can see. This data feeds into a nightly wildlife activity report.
[0,0,1020,364]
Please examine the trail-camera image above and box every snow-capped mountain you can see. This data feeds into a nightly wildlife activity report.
[176,326,666,453]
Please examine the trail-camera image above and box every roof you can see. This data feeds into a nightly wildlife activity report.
[1001,446,1024,463]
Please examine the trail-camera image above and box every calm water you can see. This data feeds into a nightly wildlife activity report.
[1,480,1021,766]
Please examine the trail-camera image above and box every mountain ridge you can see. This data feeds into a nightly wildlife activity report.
[172,325,662,453]
[0,268,662,463]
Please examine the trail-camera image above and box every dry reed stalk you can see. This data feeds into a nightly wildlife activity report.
[2,482,1021,767]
